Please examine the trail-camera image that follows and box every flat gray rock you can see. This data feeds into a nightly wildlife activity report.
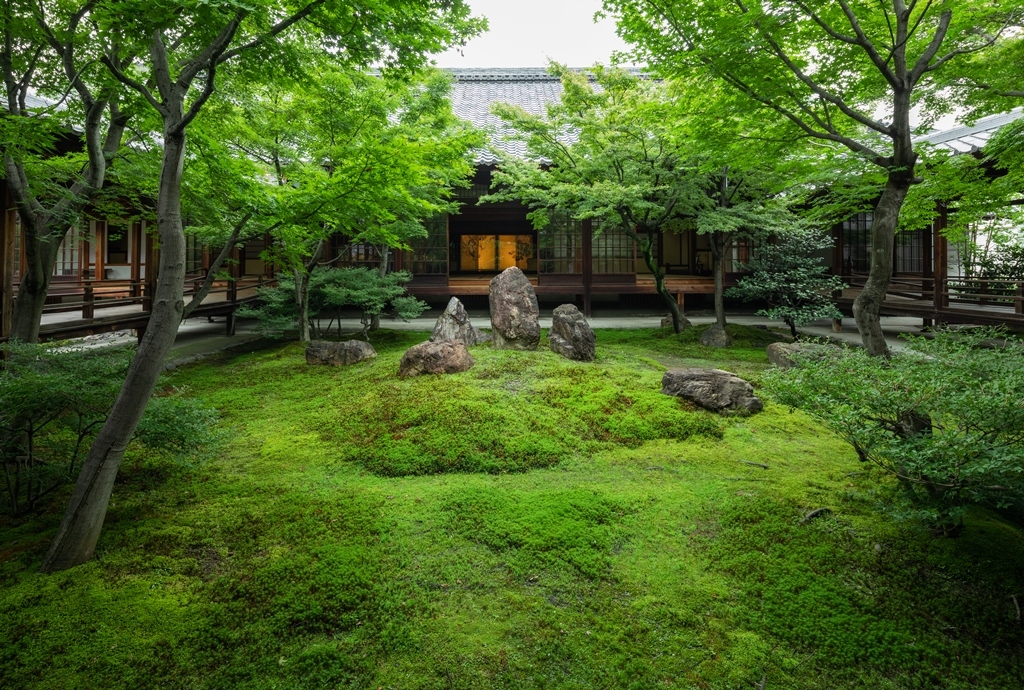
[549,304,596,361]
[766,341,836,369]
[489,266,540,350]
[661,368,762,414]
[430,297,492,346]
[399,340,475,378]
[306,340,377,366]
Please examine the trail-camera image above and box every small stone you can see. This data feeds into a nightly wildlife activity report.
[430,297,491,346]
[661,368,762,414]
[399,340,475,378]
[549,304,596,362]
[306,340,377,366]
[660,315,693,330]
[766,341,837,369]
[489,266,540,350]
[699,324,731,348]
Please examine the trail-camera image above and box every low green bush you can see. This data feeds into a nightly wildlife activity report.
[764,328,1024,534]
[0,343,222,516]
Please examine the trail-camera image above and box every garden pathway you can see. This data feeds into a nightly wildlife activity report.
[67,311,921,366]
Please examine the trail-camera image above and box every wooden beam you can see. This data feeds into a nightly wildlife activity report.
[0,199,14,339]
[130,221,142,297]
[582,219,593,317]
[934,206,949,311]
[94,220,106,282]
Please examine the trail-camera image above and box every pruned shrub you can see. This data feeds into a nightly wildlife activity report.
[763,328,1024,534]
[0,343,222,515]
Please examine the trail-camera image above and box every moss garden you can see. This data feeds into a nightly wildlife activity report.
[2,325,1023,690]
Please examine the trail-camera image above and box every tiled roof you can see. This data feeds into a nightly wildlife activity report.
[446,68,578,165]
[915,108,1024,153]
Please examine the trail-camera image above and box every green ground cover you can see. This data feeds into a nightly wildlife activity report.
[2,325,1023,689]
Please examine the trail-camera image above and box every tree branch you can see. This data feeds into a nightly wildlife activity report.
[216,0,325,65]
[101,53,164,116]
[917,12,1015,79]
[177,11,247,86]
[181,212,252,320]
[835,0,900,87]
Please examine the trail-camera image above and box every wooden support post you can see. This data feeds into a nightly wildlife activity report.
[1016,281,1023,316]
[1,204,14,340]
[228,245,239,304]
[582,219,593,317]
[94,220,105,282]
[225,311,236,336]
[143,223,157,313]
[676,291,685,315]
[831,318,843,333]
[130,221,142,297]
[82,281,94,319]
[933,207,949,311]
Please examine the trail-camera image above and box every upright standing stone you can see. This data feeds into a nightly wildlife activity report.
[549,304,596,361]
[430,297,492,346]
[700,324,732,348]
[488,266,540,350]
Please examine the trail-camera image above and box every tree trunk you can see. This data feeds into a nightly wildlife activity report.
[181,213,252,321]
[638,232,685,333]
[8,264,52,343]
[2,178,60,343]
[294,240,324,342]
[296,267,311,342]
[853,176,910,357]
[40,130,189,573]
[369,245,390,331]
[711,231,727,328]
[2,97,127,342]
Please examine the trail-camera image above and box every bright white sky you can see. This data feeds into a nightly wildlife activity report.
[433,0,632,68]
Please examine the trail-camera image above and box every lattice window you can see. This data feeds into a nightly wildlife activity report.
[841,212,872,274]
[52,225,81,277]
[12,213,20,280]
[405,214,447,274]
[454,182,491,200]
[592,221,635,274]
[539,212,582,274]
[185,232,203,275]
[896,229,926,274]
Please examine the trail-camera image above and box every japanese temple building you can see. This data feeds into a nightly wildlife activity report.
[2,70,1022,340]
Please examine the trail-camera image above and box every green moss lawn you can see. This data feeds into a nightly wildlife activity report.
[2,326,1023,689]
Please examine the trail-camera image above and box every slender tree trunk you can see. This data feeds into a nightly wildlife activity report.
[853,176,910,357]
[369,245,390,331]
[294,240,324,342]
[296,267,311,342]
[711,231,727,328]
[181,212,252,320]
[638,233,685,333]
[40,130,189,573]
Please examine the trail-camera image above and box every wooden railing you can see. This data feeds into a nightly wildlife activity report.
[23,275,276,322]
[842,274,1024,320]
[1,274,279,343]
